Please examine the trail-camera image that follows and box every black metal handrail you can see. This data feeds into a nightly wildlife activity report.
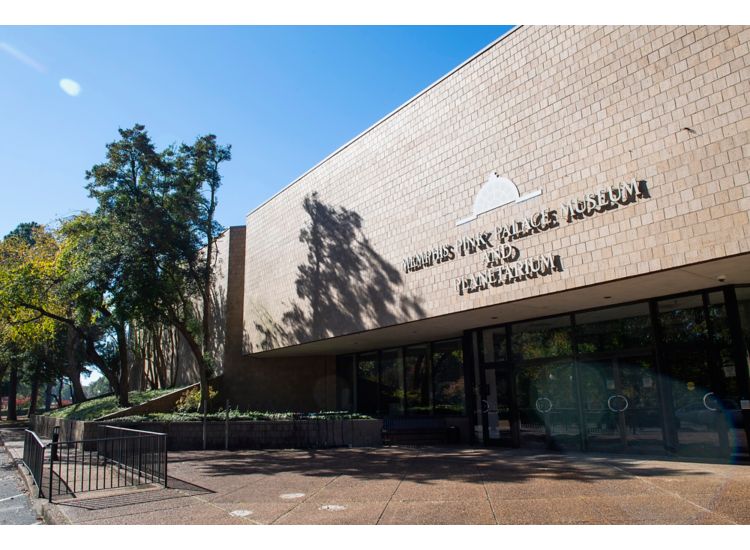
[22,429,46,498]
[22,426,167,502]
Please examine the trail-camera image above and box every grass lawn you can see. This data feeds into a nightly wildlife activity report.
[46,388,183,421]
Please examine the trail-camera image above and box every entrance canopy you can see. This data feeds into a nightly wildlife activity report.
[249,252,750,358]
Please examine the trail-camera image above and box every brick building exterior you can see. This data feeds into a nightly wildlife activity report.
[211,26,750,458]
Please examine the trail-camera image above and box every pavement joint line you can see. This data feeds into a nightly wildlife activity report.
[477,465,499,525]
[0,493,25,503]
[270,474,342,525]
[375,448,419,525]
[604,461,738,525]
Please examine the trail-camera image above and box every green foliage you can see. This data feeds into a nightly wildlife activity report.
[83,376,111,398]
[175,385,218,412]
[114,410,374,423]
[47,388,180,420]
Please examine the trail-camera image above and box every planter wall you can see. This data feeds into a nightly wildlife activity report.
[110,418,384,451]
[30,415,98,442]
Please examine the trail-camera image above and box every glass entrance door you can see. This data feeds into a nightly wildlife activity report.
[481,367,517,446]
[658,293,735,457]
[579,356,664,453]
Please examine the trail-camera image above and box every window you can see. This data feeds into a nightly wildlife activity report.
[405,345,431,415]
[432,339,465,415]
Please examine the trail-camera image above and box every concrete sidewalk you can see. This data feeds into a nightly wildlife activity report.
[2,426,749,524]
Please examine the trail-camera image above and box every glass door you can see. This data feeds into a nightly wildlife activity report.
[481,366,517,446]
[578,356,663,453]
[478,326,518,446]
[515,360,581,450]
[657,293,733,457]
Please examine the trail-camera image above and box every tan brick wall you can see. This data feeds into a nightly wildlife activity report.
[243,25,750,353]
[220,226,338,411]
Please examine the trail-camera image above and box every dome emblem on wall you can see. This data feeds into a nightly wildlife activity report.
[456,172,542,226]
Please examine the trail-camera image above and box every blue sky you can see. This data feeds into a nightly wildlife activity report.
[0,26,512,237]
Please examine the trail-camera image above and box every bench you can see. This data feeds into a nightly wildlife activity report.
[381,417,452,446]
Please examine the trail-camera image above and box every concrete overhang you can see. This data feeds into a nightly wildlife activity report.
[248,252,750,358]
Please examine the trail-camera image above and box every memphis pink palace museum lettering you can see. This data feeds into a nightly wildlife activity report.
[399,177,650,295]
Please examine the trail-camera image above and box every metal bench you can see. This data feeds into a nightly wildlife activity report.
[381,417,450,446]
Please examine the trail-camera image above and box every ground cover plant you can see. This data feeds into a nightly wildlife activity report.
[113,410,373,422]
[46,388,182,421]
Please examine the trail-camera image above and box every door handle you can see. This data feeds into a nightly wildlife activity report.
[607,394,629,413]
[702,392,718,411]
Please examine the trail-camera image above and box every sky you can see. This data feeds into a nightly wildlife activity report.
[0,26,513,237]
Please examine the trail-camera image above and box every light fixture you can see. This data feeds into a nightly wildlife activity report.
[603,296,612,299]
[717,275,727,283]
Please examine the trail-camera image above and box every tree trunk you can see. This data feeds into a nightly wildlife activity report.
[8,365,18,421]
[0,364,6,420]
[28,366,40,417]
[56,378,64,407]
[152,329,167,389]
[69,373,86,404]
[116,323,130,407]
[44,383,53,412]
[64,327,87,403]
[174,320,209,411]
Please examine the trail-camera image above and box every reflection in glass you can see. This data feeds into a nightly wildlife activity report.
[576,303,652,354]
[336,355,355,411]
[515,360,579,449]
[482,328,506,363]
[432,339,465,415]
[658,294,707,344]
[512,316,572,361]
[405,345,431,415]
[578,357,663,453]
[356,352,378,415]
[380,348,404,415]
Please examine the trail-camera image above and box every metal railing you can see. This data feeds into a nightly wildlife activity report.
[22,429,46,497]
[22,425,167,502]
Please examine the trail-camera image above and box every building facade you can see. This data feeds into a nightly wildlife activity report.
[214,26,750,459]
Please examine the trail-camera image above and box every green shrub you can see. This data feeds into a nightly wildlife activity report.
[175,385,218,413]
[114,410,373,422]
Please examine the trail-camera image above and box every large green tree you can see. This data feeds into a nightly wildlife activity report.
[0,222,115,406]
[85,124,231,413]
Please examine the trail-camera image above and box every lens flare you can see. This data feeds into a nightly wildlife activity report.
[59,78,81,97]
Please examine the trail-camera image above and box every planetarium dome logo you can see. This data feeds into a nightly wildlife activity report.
[456,172,542,226]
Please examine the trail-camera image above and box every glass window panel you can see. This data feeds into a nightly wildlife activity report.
[482,327,507,363]
[405,345,431,415]
[512,315,572,361]
[737,286,750,376]
[380,348,404,416]
[708,291,732,347]
[575,303,652,354]
[336,355,355,412]
[356,352,378,415]
[657,294,707,344]
[432,339,465,416]
[515,360,580,449]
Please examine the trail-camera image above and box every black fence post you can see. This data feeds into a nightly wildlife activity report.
[163,434,168,488]
[51,426,60,461]
[47,441,53,503]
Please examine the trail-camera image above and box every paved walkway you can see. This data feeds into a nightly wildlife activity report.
[3,426,750,525]
[0,425,41,525]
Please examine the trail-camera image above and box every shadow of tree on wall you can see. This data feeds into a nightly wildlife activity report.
[252,192,424,351]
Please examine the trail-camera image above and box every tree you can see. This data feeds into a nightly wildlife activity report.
[0,222,114,406]
[85,124,231,413]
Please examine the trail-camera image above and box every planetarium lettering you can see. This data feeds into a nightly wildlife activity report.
[401,178,649,295]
